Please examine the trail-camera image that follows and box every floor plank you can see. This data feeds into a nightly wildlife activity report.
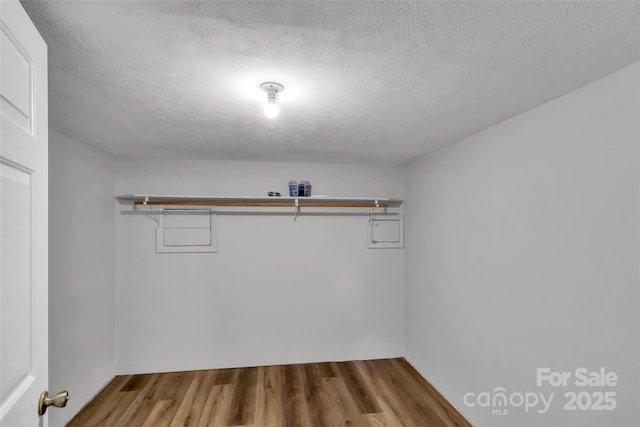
[361,413,392,427]
[324,376,368,427]
[283,397,309,427]
[299,363,332,427]
[393,358,471,427]
[158,373,198,427]
[371,359,444,426]
[334,361,381,415]
[226,367,258,426]
[170,371,217,427]
[115,373,174,426]
[254,365,283,427]
[283,365,302,398]
[67,375,132,427]
[354,360,420,427]
[67,358,472,427]
[120,374,154,392]
[198,384,234,427]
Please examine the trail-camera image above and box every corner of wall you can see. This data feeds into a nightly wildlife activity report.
[48,130,117,426]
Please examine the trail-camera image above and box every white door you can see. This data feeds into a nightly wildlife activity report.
[0,0,49,426]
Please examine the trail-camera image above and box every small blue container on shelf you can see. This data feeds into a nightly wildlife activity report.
[289,180,311,197]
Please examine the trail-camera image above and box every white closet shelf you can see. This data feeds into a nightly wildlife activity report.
[116,194,403,208]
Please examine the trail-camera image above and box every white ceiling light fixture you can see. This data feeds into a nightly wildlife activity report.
[260,82,284,118]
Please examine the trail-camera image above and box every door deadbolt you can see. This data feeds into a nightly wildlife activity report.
[38,390,69,416]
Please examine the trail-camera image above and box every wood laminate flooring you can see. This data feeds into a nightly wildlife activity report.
[67,358,472,427]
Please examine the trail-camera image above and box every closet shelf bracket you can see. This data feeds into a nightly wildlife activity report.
[294,198,299,222]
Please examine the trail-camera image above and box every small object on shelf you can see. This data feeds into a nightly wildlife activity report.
[267,192,281,197]
[289,180,311,197]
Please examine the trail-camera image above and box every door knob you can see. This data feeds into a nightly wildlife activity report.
[38,390,69,416]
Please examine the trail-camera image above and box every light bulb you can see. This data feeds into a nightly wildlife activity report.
[264,103,280,118]
[260,82,284,119]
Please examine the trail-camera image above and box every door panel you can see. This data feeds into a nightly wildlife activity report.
[1,161,33,399]
[0,0,48,425]
[0,23,32,132]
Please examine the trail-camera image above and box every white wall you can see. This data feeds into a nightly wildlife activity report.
[404,62,639,427]
[49,131,116,426]
[115,159,405,374]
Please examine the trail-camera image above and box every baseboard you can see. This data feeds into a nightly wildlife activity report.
[402,355,476,426]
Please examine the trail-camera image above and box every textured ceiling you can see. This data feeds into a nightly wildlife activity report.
[21,1,640,165]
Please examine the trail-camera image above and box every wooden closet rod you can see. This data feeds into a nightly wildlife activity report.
[133,200,390,208]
